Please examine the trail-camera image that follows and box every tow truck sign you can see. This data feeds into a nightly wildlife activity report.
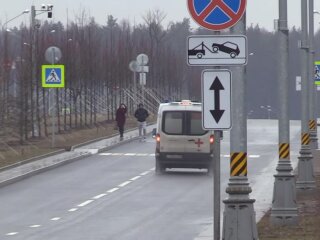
[187,35,247,66]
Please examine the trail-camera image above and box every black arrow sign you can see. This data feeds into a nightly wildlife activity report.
[210,76,225,123]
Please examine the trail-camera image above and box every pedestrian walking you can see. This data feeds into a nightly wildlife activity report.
[115,103,127,140]
[134,103,149,141]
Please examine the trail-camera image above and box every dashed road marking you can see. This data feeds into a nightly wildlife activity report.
[107,187,119,193]
[6,232,18,236]
[78,200,94,207]
[29,225,41,228]
[140,171,150,176]
[68,208,78,212]
[118,181,131,187]
[130,176,141,181]
[3,168,155,238]
[100,153,112,156]
[124,153,136,156]
[111,153,124,156]
[93,193,107,200]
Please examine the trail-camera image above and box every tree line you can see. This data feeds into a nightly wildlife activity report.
[0,10,319,143]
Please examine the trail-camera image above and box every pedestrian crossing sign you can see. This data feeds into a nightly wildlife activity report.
[42,65,65,88]
[315,61,320,85]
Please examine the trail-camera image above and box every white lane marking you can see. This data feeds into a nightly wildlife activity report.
[29,225,41,228]
[99,152,154,157]
[130,176,141,181]
[249,155,261,158]
[124,153,136,156]
[51,217,61,221]
[118,181,131,187]
[78,200,94,207]
[222,154,230,158]
[6,232,18,236]
[100,153,112,156]
[107,187,119,193]
[93,193,107,200]
[140,171,150,176]
[111,153,123,156]
[136,153,148,156]
[68,208,78,212]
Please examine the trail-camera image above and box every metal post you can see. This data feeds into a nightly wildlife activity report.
[213,130,221,240]
[296,0,316,189]
[222,14,258,240]
[309,0,318,149]
[270,0,298,225]
[51,48,56,148]
[133,71,137,104]
[31,5,37,137]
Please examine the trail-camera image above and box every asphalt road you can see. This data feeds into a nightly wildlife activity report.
[0,120,301,240]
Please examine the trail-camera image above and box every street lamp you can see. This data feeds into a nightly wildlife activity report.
[2,9,30,27]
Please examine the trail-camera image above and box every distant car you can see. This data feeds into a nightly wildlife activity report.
[212,42,240,58]
[188,49,205,59]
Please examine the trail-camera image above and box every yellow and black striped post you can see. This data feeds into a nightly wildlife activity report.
[301,133,310,146]
[279,143,290,160]
[308,120,316,131]
[230,152,247,177]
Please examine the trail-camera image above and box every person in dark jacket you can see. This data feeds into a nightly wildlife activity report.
[134,103,149,141]
[116,103,127,140]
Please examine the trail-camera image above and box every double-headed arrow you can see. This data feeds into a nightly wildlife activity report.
[210,76,225,123]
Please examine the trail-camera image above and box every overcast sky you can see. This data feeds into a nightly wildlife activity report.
[1,0,320,31]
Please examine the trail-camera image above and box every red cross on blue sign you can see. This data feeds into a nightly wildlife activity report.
[187,0,247,31]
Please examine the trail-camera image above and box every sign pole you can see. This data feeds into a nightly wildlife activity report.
[213,130,220,240]
[202,69,231,239]
[51,48,56,148]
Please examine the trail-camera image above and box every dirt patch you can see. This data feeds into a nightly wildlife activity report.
[258,153,320,240]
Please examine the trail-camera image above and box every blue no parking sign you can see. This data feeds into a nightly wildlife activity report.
[187,0,247,31]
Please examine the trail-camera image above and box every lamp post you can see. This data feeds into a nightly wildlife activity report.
[29,4,54,138]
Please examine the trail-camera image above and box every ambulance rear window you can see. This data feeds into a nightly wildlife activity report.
[189,112,206,135]
[163,112,183,134]
[162,111,207,136]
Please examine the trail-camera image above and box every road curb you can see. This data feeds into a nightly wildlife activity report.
[0,124,156,188]
[0,152,91,188]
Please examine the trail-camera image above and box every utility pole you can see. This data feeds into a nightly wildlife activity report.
[271,0,298,225]
[31,5,37,137]
[309,0,318,150]
[222,14,258,240]
[296,0,316,189]
[30,4,53,138]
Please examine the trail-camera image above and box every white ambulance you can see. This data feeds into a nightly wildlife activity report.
[154,100,214,174]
